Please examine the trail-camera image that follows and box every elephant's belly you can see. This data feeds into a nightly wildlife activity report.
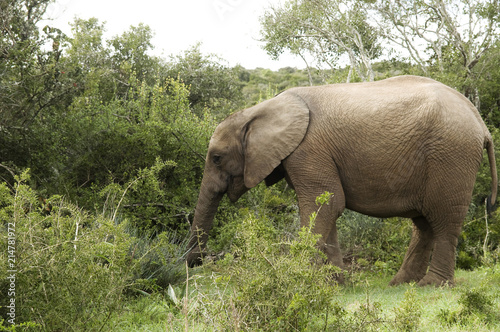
[346,201,421,219]
[344,190,422,219]
[340,164,425,219]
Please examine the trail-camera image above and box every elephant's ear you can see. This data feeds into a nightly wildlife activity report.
[243,92,309,188]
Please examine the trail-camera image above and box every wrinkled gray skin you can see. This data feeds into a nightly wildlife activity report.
[186,75,498,286]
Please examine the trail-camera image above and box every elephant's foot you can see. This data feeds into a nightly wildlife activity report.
[417,271,454,287]
[321,245,344,284]
[322,257,344,284]
[331,269,344,285]
[186,249,206,267]
[389,269,426,286]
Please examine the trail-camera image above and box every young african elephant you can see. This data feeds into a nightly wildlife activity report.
[186,75,498,286]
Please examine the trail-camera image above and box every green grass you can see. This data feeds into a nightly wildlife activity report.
[338,267,500,332]
[107,265,500,332]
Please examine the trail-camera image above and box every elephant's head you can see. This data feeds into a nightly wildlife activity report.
[186,92,310,266]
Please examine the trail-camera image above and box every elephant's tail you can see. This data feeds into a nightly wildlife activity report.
[485,136,498,215]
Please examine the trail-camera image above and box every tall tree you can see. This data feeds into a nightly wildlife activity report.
[109,23,163,92]
[260,0,382,82]
[0,0,63,130]
[260,0,500,93]
[374,0,500,106]
[0,0,69,180]
[167,44,244,118]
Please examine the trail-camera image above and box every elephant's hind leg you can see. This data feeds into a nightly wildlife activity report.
[390,216,434,285]
[417,202,469,287]
[417,225,462,286]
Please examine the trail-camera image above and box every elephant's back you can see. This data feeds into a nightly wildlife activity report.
[290,75,486,140]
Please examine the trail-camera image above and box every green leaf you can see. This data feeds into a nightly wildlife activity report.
[167,284,179,306]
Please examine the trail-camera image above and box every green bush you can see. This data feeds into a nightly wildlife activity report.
[57,75,217,235]
[437,286,500,328]
[338,211,411,272]
[195,193,339,331]
[0,172,141,331]
[132,231,189,290]
[392,288,422,332]
[208,181,299,254]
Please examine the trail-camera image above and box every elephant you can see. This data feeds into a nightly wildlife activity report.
[185,75,498,286]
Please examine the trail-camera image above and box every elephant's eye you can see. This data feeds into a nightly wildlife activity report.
[212,155,221,165]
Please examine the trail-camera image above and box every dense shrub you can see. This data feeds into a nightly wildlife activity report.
[208,181,299,253]
[167,44,245,119]
[392,288,422,332]
[458,127,500,269]
[438,286,500,328]
[55,75,217,235]
[338,211,411,272]
[194,193,339,331]
[0,172,141,330]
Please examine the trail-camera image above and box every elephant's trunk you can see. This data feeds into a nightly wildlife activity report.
[186,175,224,267]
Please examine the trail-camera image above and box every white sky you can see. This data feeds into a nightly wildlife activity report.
[41,0,305,70]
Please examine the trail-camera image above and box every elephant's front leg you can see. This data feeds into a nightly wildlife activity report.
[294,179,346,269]
[297,193,346,278]
[284,149,346,270]
[297,200,343,262]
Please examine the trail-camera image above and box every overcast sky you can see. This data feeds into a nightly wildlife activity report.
[41,0,304,70]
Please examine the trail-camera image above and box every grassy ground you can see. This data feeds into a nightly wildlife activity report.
[339,267,500,332]
[109,265,500,331]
